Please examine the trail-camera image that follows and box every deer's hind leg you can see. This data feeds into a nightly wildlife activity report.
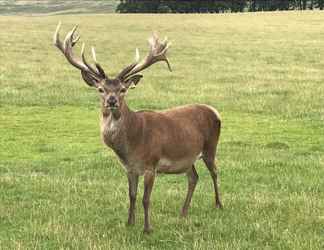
[181,165,199,217]
[203,149,223,209]
[143,170,155,234]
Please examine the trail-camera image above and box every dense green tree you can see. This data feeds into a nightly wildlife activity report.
[116,0,324,13]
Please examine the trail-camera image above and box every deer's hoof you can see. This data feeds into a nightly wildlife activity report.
[127,218,135,226]
[127,222,135,227]
[216,203,223,209]
[143,228,153,234]
[180,211,188,218]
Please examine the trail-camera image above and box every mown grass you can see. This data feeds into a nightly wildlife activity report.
[0,12,323,249]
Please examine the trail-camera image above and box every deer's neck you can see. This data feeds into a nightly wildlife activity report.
[100,100,140,164]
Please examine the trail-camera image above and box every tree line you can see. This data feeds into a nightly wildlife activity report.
[116,0,324,13]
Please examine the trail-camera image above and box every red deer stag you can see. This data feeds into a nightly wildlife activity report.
[54,22,222,233]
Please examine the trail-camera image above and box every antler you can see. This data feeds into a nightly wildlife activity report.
[53,22,107,80]
[118,33,172,81]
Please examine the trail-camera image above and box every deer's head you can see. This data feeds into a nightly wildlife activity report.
[53,22,171,112]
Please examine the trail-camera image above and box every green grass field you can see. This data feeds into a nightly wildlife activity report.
[0,11,323,249]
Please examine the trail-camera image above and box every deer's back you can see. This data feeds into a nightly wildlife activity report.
[137,104,221,140]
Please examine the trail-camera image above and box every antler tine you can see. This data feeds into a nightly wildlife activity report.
[53,21,65,53]
[91,47,97,62]
[155,38,172,72]
[135,48,140,62]
[91,47,107,78]
[118,33,172,81]
[72,35,80,47]
[63,25,78,46]
[81,43,100,76]
[66,24,80,47]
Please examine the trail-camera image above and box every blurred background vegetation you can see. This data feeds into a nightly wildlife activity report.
[117,0,324,13]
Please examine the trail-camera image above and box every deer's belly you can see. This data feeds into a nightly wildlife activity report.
[119,153,202,175]
[156,154,201,174]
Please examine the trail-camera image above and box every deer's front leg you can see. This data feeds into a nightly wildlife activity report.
[127,172,139,226]
[142,170,155,234]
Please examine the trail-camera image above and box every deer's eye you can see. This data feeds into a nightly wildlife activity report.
[120,88,127,94]
[98,88,104,93]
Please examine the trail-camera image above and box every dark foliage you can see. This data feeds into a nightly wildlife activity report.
[116,0,324,13]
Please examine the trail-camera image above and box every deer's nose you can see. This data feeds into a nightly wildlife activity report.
[107,96,118,107]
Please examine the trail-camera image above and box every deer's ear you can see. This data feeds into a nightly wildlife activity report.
[124,75,143,89]
[81,70,100,88]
